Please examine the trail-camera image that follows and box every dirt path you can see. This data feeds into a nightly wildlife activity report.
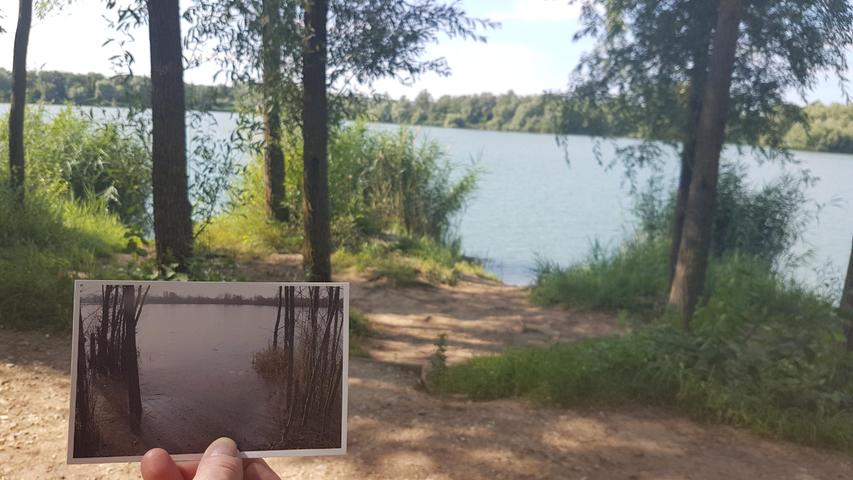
[1,259,852,479]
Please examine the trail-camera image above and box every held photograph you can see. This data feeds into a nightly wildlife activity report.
[67,281,349,463]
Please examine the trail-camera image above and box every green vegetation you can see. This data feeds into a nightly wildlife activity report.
[534,163,814,316]
[432,164,853,452]
[436,255,853,451]
[349,308,374,357]
[784,103,853,154]
[201,122,484,285]
[0,68,237,111]
[0,106,152,229]
[0,186,128,331]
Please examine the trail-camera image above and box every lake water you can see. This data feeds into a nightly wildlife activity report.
[7,104,853,292]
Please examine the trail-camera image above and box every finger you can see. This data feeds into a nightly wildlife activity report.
[243,459,281,480]
[140,448,184,480]
[194,437,244,480]
[176,461,199,479]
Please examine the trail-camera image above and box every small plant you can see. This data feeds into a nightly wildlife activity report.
[429,334,449,377]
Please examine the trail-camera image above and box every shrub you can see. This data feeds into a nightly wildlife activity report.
[0,106,151,231]
[535,162,817,314]
[435,268,853,450]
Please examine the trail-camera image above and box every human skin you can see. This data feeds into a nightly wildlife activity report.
[140,437,280,480]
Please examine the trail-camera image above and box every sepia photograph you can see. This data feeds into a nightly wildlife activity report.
[67,280,348,463]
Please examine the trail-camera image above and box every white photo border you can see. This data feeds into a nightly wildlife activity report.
[67,280,349,464]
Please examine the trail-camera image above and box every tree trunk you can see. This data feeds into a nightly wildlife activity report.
[8,0,32,202]
[148,0,194,268]
[262,0,288,222]
[668,0,742,326]
[121,286,142,434]
[273,286,283,349]
[301,0,332,282]
[841,236,853,351]
[668,29,714,289]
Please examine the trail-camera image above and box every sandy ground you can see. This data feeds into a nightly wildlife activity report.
[1,256,852,479]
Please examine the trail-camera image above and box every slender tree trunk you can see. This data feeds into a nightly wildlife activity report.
[668,0,743,326]
[841,236,853,351]
[148,0,193,268]
[668,30,714,289]
[122,286,142,434]
[273,286,283,349]
[8,0,32,202]
[262,0,288,222]
[301,0,332,281]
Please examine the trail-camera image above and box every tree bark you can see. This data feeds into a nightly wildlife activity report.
[121,285,142,434]
[301,0,332,282]
[668,0,743,326]
[668,28,714,289]
[262,0,288,222]
[841,236,853,351]
[8,0,32,202]
[148,0,194,267]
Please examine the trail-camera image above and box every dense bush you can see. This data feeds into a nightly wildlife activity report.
[201,122,478,261]
[0,107,151,230]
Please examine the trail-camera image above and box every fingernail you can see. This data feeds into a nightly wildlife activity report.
[206,437,239,457]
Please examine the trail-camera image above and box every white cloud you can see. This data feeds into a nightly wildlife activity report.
[489,0,582,23]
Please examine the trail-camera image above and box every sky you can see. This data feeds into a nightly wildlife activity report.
[0,0,850,104]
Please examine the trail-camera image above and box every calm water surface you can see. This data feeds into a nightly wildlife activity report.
[9,104,853,291]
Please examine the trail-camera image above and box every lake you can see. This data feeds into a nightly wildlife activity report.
[6,104,853,293]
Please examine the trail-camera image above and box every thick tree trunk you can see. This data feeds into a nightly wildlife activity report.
[301,0,332,282]
[841,236,853,351]
[668,32,713,289]
[8,0,32,202]
[668,0,743,326]
[121,286,142,434]
[148,0,193,267]
[262,0,288,222]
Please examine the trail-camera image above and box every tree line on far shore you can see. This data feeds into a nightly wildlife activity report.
[5,67,853,155]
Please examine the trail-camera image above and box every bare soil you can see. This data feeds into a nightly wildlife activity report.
[1,256,851,479]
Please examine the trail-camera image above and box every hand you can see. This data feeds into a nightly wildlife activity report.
[141,437,281,480]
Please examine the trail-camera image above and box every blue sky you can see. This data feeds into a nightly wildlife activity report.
[0,0,849,104]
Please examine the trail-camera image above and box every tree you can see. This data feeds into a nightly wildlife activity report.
[569,0,853,319]
[261,0,289,221]
[301,0,332,281]
[842,237,853,351]
[147,0,194,267]
[8,0,32,202]
[668,0,743,324]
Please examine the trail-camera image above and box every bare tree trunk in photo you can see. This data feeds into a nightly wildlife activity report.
[98,285,113,371]
[121,286,142,434]
[668,33,713,289]
[148,0,194,268]
[8,0,32,202]
[301,0,332,281]
[262,0,288,222]
[273,286,283,349]
[841,236,853,351]
[285,286,296,407]
[668,0,743,327]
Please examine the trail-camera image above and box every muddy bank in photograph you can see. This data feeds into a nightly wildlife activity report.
[70,281,347,460]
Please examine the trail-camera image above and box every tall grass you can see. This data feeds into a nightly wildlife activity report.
[0,185,127,331]
[435,263,853,450]
[200,121,483,284]
[0,106,151,230]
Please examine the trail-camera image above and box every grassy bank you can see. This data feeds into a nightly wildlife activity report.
[431,164,853,452]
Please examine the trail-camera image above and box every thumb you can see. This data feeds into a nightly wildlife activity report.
[193,437,243,480]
